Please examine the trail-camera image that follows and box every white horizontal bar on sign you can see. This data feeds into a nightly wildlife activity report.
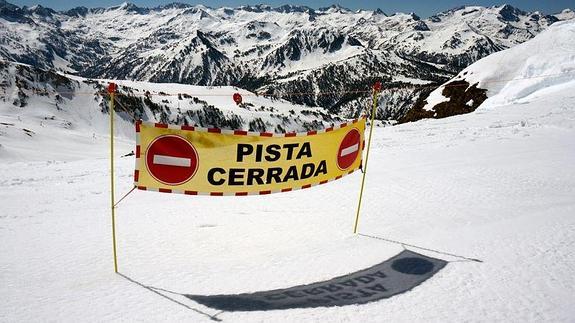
[340,143,359,157]
[153,155,191,167]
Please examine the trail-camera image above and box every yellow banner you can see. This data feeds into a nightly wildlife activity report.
[134,118,365,196]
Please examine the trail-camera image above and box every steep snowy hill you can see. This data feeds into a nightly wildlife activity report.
[0,1,572,118]
[400,20,575,123]
[0,60,342,161]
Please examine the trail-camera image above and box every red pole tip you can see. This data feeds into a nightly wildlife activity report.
[233,92,243,105]
[108,83,117,94]
[373,81,382,92]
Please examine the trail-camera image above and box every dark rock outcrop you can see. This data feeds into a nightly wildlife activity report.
[398,80,487,123]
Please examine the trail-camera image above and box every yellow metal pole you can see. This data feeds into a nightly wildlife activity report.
[353,85,379,234]
[109,83,119,273]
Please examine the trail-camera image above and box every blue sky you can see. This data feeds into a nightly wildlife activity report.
[9,0,574,17]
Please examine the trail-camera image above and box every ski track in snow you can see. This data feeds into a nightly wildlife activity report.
[1,79,575,321]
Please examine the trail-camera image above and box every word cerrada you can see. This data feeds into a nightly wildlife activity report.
[208,142,327,186]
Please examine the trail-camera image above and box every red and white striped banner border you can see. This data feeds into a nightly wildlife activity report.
[134,117,366,196]
[135,117,365,137]
[134,167,361,196]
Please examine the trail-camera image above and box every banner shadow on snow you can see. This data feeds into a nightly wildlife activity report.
[186,250,447,312]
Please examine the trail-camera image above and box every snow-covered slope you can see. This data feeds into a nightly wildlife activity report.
[383,5,561,70]
[0,60,341,161]
[1,1,572,117]
[400,20,575,123]
[1,26,575,322]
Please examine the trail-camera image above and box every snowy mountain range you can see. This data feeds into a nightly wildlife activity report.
[2,21,574,322]
[1,1,573,119]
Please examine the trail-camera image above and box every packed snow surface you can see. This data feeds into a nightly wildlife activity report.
[1,83,574,322]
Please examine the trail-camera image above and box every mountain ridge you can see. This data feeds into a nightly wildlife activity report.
[1,1,573,120]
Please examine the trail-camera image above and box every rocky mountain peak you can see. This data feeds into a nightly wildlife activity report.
[373,8,387,16]
[318,4,352,13]
[497,4,526,22]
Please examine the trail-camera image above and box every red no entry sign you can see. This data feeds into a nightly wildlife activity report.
[337,129,361,170]
[145,135,199,185]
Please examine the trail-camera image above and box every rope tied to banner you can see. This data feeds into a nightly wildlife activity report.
[114,186,137,208]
